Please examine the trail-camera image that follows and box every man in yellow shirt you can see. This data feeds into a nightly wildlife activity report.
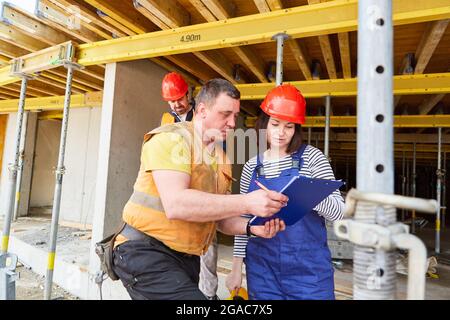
[112,79,287,300]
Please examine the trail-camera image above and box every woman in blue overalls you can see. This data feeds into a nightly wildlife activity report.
[226,84,344,300]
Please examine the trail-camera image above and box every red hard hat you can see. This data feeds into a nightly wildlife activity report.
[260,84,306,124]
[161,72,188,101]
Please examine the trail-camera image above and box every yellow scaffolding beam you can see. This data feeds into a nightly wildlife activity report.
[229,73,450,99]
[246,115,450,128]
[0,91,102,113]
[75,0,450,66]
[0,41,77,86]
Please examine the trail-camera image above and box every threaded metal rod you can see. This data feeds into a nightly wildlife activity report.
[1,77,28,254]
[44,65,74,300]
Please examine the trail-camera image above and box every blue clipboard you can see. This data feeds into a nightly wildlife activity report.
[249,175,344,226]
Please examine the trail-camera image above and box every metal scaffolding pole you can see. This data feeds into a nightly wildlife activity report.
[436,127,442,254]
[443,152,446,230]
[412,142,417,234]
[355,0,396,300]
[0,76,29,300]
[44,62,79,300]
[308,127,312,146]
[1,77,28,255]
[346,157,350,192]
[273,33,289,86]
[12,111,29,221]
[324,96,331,159]
[402,151,406,221]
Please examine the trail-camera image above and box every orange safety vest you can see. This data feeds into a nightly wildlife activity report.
[115,121,233,256]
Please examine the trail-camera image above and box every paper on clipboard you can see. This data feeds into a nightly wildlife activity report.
[249,176,344,226]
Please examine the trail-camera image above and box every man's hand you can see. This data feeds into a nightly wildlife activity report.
[250,218,286,238]
[245,189,288,217]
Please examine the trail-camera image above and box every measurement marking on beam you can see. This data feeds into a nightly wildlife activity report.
[180,34,201,42]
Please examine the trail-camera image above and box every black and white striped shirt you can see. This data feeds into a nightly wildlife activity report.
[233,145,345,258]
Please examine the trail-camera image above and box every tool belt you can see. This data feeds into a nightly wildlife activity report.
[95,223,151,281]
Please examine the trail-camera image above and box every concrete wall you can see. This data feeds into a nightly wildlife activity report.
[29,119,61,208]
[60,107,101,225]
[0,112,38,218]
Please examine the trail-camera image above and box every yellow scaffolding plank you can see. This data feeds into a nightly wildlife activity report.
[246,115,450,128]
[76,0,450,66]
[0,91,102,113]
[230,73,450,99]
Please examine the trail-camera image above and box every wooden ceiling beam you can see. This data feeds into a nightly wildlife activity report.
[307,0,337,79]
[189,0,266,82]
[254,0,312,80]
[0,3,104,82]
[36,0,103,43]
[48,0,126,37]
[10,81,65,96]
[135,0,242,83]
[0,23,47,52]
[83,0,157,34]
[337,32,351,79]
[4,84,43,97]
[415,19,449,74]
[0,39,29,58]
[136,0,190,28]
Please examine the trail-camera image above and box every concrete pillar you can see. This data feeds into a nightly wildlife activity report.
[0,112,38,218]
[89,60,169,276]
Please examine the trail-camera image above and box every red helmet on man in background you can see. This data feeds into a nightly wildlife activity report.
[161,72,189,101]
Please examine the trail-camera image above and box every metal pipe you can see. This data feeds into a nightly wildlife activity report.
[1,77,28,255]
[392,233,427,300]
[355,0,395,300]
[443,152,446,230]
[407,159,410,197]
[272,33,289,86]
[402,151,406,221]
[412,142,417,233]
[44,65,74,300]
[436,127,442,254]
[308,127,312,146]
[343,189,438,218]
[324,96,331,159]
[12,111,29,222]
[346,157,350,192]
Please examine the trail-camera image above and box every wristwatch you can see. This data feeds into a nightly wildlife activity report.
[246,219,257,238]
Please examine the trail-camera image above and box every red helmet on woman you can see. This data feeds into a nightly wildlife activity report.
[161,72,189,101]
[260,84,306,124]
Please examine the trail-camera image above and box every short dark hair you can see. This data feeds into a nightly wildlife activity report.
[195,78,240,108]
[255,112,303,154]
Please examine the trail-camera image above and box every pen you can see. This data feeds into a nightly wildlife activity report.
[255,180,288,206]
[255,180,270,192]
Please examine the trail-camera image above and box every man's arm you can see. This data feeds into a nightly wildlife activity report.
[152,170,288,222]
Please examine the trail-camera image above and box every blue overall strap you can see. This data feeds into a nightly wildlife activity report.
[255,152,265,177]
[291,143,307,171]
[255,144,307,177]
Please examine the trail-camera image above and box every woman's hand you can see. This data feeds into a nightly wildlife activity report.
[226,257,244,293]
[250,218,286,238]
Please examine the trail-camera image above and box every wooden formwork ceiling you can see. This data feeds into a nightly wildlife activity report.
[0,0,449,136]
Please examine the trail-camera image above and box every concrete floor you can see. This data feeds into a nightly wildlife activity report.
[2,216,450,300]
